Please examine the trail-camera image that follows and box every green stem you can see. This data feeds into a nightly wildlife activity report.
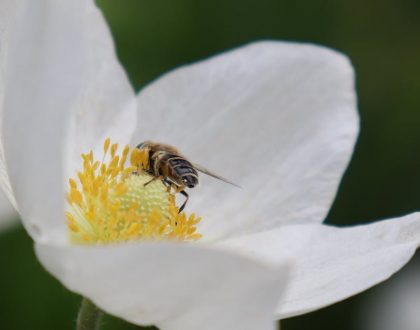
[76,298,104,330]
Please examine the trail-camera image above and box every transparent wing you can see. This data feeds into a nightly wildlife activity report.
[193,163,241,188]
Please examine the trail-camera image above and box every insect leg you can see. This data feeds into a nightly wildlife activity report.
[179,190,189,213]
[161,178,174,193]
[144,177,158,186]
[162,178,173,187]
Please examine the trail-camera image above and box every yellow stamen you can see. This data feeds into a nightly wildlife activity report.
[69,178,77,189]
[66,138,202,244]
[110,143,118,158]
[103,138,111,154]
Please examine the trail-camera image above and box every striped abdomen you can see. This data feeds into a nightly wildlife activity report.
[167,156,198,188]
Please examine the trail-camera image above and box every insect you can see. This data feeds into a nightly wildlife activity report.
[135,141,239,212]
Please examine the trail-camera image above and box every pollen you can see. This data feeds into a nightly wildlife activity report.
[66,138,202,244]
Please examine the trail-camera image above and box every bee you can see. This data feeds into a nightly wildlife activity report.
[136,141,239,212]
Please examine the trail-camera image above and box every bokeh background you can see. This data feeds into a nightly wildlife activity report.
[1,0,420,329]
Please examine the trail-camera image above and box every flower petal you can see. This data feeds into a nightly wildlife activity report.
[0,0,23,210]
[62,1,137,179]
[218,213,420,318]
[35,242,289,330]
[1,0,135,242]
[134,41,358,240]
[0,1,19,226]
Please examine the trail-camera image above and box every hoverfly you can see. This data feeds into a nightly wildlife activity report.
[135,141,239,212]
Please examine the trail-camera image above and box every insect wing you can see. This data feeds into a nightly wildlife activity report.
[193,163,241,188]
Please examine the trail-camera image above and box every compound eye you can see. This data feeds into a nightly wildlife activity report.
[136,142,144,150]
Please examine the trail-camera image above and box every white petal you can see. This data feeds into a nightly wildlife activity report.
[218,212,420,318]
[1,0,135,243]
[0,0,19,229]
[62,1,137,179]
[134,41,358,240]
[0,0,24,210]
[35,242,289,330]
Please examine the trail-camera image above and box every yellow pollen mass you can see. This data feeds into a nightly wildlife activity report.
[66,139,202,244]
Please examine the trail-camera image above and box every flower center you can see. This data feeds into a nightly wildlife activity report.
[65,138,202,244]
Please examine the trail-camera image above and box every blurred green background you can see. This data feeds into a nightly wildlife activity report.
[1,0,420,329]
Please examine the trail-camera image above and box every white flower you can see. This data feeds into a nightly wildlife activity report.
[0,1,19,232]
[1,1,420,330]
